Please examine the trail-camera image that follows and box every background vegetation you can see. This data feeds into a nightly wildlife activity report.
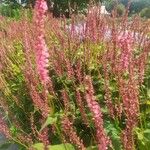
[1,0,150,18]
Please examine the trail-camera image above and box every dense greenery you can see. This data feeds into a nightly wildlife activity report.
[105,0,150,15]
[1,0,150,18]
[140,7,150,19]
[0,0,150,150]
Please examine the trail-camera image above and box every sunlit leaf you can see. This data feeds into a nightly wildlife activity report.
[48,143,75,150]
[40,116,57,131]
[32,143,44,150]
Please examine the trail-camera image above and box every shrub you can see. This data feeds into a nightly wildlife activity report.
[0,3,21,19]
[116,3,126,16]
[140,7,150,19]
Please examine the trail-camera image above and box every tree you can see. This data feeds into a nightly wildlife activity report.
[129,0,150,14]
[120,0,128,7]
[24,0,91,17]
[104,0,117,13]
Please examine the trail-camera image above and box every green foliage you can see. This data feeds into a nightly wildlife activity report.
[51,0,90,17]
[1,41,34,139]
[134,128,150,150]
[0,4,21,19]
[40,115,58,131]
[106,0,150,15]
[32,143,45,150]
[105,121,123,150]
[48,143,75,150]
[116,4,125,17]
[0,142,13,150]
[32,143,75,150]
[140,7,150,19]
[130,0,150,14]
[105,0,117,12]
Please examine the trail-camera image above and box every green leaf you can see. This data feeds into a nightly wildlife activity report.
[86,146,98,150]
[145,100,150,105]
[144,129,150,134]
[0,142,13,150]
[144,129,150,140]
[137,132,144,141]
[10,125,18,136]
[40,116,57,131]
[32,143,44,150]
[48,143,75,150]
[148,89,150,98]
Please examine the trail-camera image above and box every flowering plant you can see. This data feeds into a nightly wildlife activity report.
[0,1,150,150]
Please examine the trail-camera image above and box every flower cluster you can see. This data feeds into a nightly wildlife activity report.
[84,76,110,150]
[76,90,88,125]
[118,77,139,150]
[118,33,134,71]
[62,117,86,150]
[34,0,50,84]
[30,84,50,118]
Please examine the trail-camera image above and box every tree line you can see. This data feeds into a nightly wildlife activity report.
[1,0,150,18]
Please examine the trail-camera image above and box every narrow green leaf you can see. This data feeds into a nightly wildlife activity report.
[40,116,57,131]
[48,143,75,150]
[32,143,44,150]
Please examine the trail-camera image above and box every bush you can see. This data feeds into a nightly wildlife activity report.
[140,7,150,19]
[105,1,126,16]
[105,0,117,13]
[130,0,150,14]
[116,3,125,16]
[0,3,21,19]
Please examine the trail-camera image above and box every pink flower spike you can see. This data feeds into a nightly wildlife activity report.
[33,0,50,84]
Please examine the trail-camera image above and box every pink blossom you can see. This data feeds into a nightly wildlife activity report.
[85,76,110,150]
[118,33,134,71]
[62,117,86,149]
[34,0,49,84]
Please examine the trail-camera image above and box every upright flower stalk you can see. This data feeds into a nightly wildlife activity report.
[120,80,139,150]
[0,115,10,139]
[84,76,109,150]
[118,33,134,72]
[33,0,50,84]
[62,117,86,150]
[117,65,140,150]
